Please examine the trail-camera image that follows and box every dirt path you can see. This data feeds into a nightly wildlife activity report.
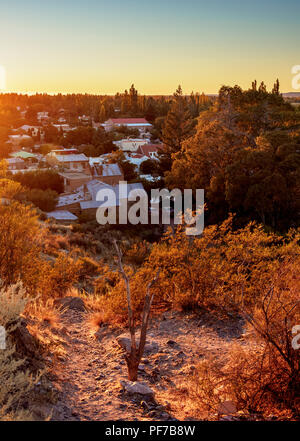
[50,305,244,421]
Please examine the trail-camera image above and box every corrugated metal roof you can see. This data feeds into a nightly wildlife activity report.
[92,163,122,177]
[80,199,120,209]
[46,210,78,220]
[57,190,85,207]
[80,181,145,210]
[55,154,88,162]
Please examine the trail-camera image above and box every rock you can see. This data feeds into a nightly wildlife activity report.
[116,334,159,354]
[218,400,237,415]
[119,380,154,397]
[160,412,170,419]
[54,296,86,312]
[177,350,186,357]
[10,318,44,370]
[167,339,178,347]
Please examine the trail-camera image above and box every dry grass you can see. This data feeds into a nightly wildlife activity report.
[24,299,67,360]
[183,257,300,420]
[0,283,42,421]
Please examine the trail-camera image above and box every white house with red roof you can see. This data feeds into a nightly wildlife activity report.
[114,138,150,152]
[103,118,152,133]
[136,143,164,159]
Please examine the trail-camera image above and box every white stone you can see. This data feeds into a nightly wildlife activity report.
[120,380,154,397]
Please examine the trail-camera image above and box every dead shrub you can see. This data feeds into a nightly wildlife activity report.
[188,256,300,419]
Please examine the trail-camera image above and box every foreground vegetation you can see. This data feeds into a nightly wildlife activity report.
[0,82,299,420]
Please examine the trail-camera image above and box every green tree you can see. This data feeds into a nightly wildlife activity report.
[160,85,195,172]
[25,188,58,212]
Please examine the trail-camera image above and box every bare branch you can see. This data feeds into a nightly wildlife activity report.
[138,269,161,359]
[113,239,136,356]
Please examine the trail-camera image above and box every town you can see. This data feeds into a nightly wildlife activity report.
[1,103,158,222]
[0,86,211,226]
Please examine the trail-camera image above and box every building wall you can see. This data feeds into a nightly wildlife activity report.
[119,140,148,152]
[63,175,91,192]
[99,174,124,186]
[57,202,81,215]
[47,156,90,173]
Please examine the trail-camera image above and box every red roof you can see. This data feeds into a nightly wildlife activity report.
[108,118,151,125]
[137,144,163,157]
[130,153,145,159]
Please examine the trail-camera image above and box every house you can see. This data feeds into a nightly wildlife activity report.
[46,149,91,173]
[114,138,150,152]
[37,111,49,123]
[8,134,33,148]
[103,118,152,133]
[58,117,67,123]
[136,143,163,159]
[19,125,40,137]
[78,115,90,125]
[46,210,78,224]
[53,124,72,132]
[56,190,86,215]
[79,181,145,220]
[125,153,148,170]
[10,150,38,164]
[5,157,25,171]
[90,162,124,186]
[59,171,92,192]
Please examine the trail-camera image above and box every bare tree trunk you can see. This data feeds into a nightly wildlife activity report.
[113,239,160,381]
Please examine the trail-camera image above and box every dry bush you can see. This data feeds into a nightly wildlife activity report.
[94,218,299,323]
[78,255,100,277]
[0,201,45,294]
[124,240,151,267]
[24,300,66,360]
[137,218,299,313]
[69,232,95,250]
[187,256,300,420]
[43,233,70,256]
[25,299,60,329]
[0,283,41,421]
[40,253,82,299]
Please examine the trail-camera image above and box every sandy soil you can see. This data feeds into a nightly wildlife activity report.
[49,306,245,421]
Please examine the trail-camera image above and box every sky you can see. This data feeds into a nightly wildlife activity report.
[0,0,299,95]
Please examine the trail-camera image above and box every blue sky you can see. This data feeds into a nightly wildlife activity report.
[0,0,299,94]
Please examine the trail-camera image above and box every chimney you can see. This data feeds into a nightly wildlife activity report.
[98,164,103,176]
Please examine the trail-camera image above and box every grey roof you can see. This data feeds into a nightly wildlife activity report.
[55,154,88,162]
[46,210,78,221]
[80,181,145,210]
[80,199,120,209]
[86,180,112,200]
[93,163,122,177]
[57,190,85,207]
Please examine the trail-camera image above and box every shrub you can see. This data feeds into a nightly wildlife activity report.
[188,255,300,419]
[41,253,82,298]
[0,283,40,421]
[25,188,58,212]
[0,201,45,293]
[98,218,299,324]
[13,169,64,194]
[78,256,99,277]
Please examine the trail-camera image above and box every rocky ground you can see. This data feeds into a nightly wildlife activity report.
[45,298,245,421]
